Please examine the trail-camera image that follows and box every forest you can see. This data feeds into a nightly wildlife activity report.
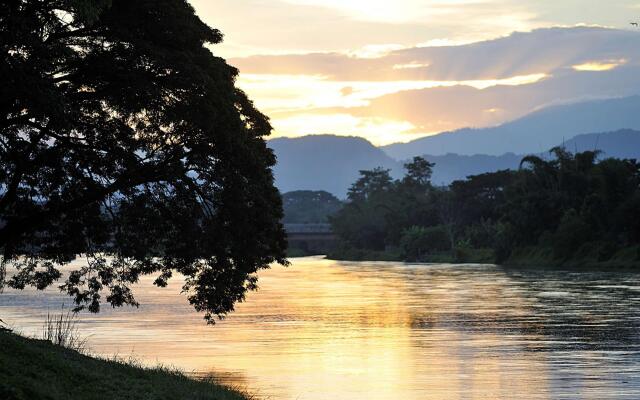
[327,149,640,268]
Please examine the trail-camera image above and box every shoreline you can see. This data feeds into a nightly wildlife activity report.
[316,245,640,272]
[0,331,251,400]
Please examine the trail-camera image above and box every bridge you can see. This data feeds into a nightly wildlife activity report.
[284,223,337,255]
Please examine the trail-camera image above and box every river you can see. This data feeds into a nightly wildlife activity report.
[2,256,640,399]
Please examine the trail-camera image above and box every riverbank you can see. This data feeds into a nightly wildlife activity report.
[326,247,495,264]
[0,330,250,400]
[325,245,640,269]
[504,245,640,270]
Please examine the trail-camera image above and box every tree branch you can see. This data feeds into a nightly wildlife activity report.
[0,159,180,250]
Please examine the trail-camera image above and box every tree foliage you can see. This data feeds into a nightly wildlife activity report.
[281,191,342,224]
[0,0,287,322]
[332,151,640,265]
[332,158,438,252]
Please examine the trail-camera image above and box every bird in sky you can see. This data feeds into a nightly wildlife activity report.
[631,22,639,27]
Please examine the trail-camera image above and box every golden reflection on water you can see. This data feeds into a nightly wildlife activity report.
[2,257,640,399]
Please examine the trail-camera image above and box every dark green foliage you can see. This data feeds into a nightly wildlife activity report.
[331,150,640,267]
[0,0,287,322]
[282,190,342,223]
[331,158,438,252]
[551,210,592,260]
[400,226,450,262]
[0,331,249,400]
[499,149,640,264]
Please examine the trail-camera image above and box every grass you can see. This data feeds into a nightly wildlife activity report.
[0,330,251,400]
[41,307,87,352]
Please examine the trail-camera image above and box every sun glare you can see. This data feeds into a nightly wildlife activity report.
[271,113,420,146]
[237,73,549,113]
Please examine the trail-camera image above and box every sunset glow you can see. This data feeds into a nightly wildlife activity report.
[572,59,627,72]
[191,0,640,144]
[4,3,640,400]
[238,73,549,145]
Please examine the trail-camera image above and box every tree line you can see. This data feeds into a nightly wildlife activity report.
[330,149,640,267]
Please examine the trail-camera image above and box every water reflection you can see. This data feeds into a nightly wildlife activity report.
[1,257,640,399]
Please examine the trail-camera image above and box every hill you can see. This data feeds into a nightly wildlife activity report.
[425,153,522,185]
[269,135,402,198]
[269,130,640,197]
[563,129,640,159]
[382,96,640,159]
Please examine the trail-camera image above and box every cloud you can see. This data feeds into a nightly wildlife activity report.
[281,0,512,24]
[226,26,640,145]
[572,59,627,71]
[191,0,487,58]
[230,27,640,81]
[345,65,640,136]
[192,0,639,61]
[237,72,548,113]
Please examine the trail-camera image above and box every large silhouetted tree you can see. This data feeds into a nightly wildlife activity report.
[0,0,287,322]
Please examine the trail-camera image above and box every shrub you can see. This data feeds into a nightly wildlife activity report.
[400,225,451,261]
[552,210,593,260]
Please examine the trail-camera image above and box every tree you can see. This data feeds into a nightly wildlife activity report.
[346,167,393,202]
[332,168,395,251]
[281,191,342,224]
[331,148,640,266]
[0,0,287,323]
[402,156,434,187]
[400,225,450,261]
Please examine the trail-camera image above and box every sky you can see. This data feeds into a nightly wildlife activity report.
[190,0,640,145]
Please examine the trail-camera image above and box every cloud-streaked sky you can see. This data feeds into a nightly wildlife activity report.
[190,1,640,145]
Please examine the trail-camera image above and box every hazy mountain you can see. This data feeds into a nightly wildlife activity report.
[422,130,640,184]
[425,153,522,186]
[563,129,640,159]
[269,135,401,198]
[382,96,640,159]
[269,130,640,198]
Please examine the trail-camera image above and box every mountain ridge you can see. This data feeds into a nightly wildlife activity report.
[381,96,640,159]
[269,129,640,198]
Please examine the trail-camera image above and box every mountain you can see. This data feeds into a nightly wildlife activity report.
[269,135,401,198]
[382,96,640,159]
[269,130,640,197]
[563,129,640,159]
[421,129,640,184]
[425,153,522,186]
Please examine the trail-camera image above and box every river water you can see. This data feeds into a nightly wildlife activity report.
[2,256,640,399]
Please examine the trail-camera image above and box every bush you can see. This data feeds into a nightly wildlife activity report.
[552,210,593,260]
[493,223,517,263]
[463,220,498,248]
[400,225,451,261]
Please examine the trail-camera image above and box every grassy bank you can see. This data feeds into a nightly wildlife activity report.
[0,330,250,400]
